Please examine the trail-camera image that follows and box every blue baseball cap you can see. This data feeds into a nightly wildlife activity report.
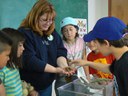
[83,31,94,42]
[60,17,78,29]
[84,17,126,42]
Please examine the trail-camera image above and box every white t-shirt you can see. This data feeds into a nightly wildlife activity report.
[63,37,86,78]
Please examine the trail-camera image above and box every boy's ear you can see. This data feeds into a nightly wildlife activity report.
[104,40,111,47]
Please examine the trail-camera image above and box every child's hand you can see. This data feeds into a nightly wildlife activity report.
[28,90,38,96]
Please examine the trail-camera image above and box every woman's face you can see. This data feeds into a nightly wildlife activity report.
[17,42,24,58]
[62,25,77,41]
[38,13,53,31]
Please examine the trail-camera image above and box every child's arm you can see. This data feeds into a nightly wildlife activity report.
[0,79,6,96]
[57,56,68,68]
[82,49,90,81]
[70,60,111,74]
[84,66,90,81]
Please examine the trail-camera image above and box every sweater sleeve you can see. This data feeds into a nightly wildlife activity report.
[54,31,67,58]
[18,28,46,72]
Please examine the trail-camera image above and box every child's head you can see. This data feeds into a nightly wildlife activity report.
[60,17,79,41]
[0,31,12,69]
[84,17,127,56]
[87,40,98,52]
[2,28,25,68]
[84,31,99,53]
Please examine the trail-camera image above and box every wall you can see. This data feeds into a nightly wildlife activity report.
[0,0,37,29]
[0,0,108,32]
[0,0,88,35]
[49,0,88,34]
[109,0,128,25]
[88,0,108,32]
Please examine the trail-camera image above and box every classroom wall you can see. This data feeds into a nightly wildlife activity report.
[0,0,87,35]
[0,0,37,29]
[88,0,108,32]
[49,0,88,35]
[0,0,108,33]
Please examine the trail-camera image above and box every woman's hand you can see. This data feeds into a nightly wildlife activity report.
[28,90,39,96]
[55,67,76,76]
[55,67,65,74]
[63,67,76,76]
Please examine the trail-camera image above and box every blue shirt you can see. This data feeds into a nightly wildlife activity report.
[18,28,67,90]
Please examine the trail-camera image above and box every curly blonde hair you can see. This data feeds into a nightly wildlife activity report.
[20,0,56,36]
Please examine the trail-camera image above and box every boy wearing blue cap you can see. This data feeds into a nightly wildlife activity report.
[71,17,128,96]
[85,35,114,79]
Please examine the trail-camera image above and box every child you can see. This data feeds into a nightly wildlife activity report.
[85,35,114,80]
[71,17,128,96]
[0,31,12,96]
[55,17,89,96]
[61,17,89,79]
[0,28,38,96]
[0,28,25,96]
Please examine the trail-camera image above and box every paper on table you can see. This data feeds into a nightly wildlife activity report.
[76,66,89,83]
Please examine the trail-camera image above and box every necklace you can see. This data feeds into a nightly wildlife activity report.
[65,39,77,60]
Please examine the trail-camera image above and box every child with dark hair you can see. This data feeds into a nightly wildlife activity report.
[0,31,12,96]
[0,28,25,96]
[61,17,89,79]
[85,38,114,79]
[71,17,128,96]
[55,17,90,96]
[0,28,38,96]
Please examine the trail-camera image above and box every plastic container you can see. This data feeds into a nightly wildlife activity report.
[57,79,113,96]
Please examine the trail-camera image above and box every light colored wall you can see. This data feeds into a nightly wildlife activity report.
[88,0,108,32]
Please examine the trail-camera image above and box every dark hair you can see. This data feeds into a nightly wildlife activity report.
[62,25,79,41]
[0,31,12,53]
[96,33,128,48]
[2,28,25,68]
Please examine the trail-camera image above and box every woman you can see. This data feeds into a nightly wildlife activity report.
[18,0,74,96]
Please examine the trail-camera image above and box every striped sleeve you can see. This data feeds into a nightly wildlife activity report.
[0,67,6,82]
[0,66,23,96]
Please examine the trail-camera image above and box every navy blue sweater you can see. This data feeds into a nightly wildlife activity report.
[18,28,67,90]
